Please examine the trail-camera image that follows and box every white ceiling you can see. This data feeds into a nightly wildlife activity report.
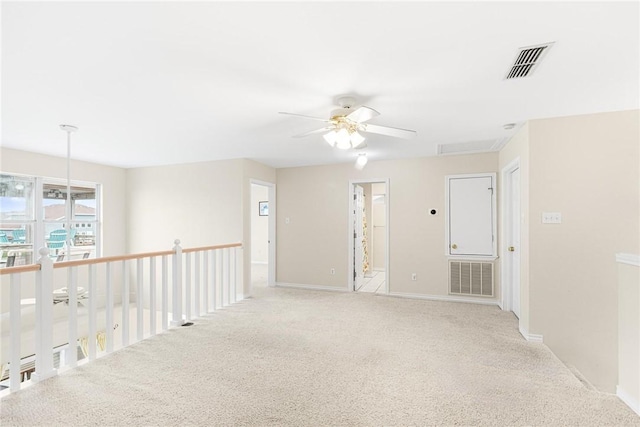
[2,1,638,169]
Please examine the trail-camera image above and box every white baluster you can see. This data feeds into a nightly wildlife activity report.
[225,248,231,307]
[185,252,191,321]
[194,252,201,316]
[106,262,114,353]
[211,249,217,310]
[150,257,156,336]
[136,258,143,341]
[88,264,97,360]
[161,255,168,331]
[171,239,184,327]
[9,273,21,391]
[231,247,237,303]
[32,247,57,383]
[203,251,209,313]
[67,266,78,367]
[122,260,129,347]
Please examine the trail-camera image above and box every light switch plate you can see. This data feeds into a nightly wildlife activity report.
[542,212,562,224]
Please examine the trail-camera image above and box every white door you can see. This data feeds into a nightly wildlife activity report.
[354,185,365,290]
[509,168,521,318]
[448,176,494,256]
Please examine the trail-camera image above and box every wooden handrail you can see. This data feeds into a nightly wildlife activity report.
[53,250,175,269]
[0,264,41,275]
[182,242,242,253]
[0,243,242,274]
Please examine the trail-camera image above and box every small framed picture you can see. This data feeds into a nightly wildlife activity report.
[259,201,269,216]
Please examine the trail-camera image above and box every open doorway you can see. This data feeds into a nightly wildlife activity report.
[349,179,389,294]
[250,181,276,292]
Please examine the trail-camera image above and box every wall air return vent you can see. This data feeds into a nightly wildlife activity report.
[449,261,494,297]
[505,42,554,79]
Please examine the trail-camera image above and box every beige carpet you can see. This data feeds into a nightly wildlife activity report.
[1,283,638,426]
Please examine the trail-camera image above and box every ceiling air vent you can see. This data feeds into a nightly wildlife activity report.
[505,42,554,79]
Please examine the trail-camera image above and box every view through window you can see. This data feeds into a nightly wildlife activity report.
[0,174,101,267]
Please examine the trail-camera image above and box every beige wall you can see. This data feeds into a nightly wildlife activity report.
[276,153,499,296]
[126,159,244,253]
[526,110,640,392]
[251,184,269,263]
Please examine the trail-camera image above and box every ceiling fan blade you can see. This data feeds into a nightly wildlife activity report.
[346,106,380,123]
[292,127,334,138]
[279,112,329,123]
[362,123,417,139]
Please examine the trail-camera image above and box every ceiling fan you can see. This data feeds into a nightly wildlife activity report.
[279,96,417,150]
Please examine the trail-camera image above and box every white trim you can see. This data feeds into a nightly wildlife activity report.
[348,178,390,294]
[386,292,500,306]
[251,261,268,265]
[501,157,521,313]
[616,253,640,267]
[518,325,543,343]
[444,172,498,258]
[447,255,498,262]
[276,282,350,293]
[617,386,640,416]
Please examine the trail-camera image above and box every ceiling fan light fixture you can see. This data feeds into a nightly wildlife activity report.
[336,128,351,149]
[323,130,337,146]
[355,153,368,170]
[350,131,365,148]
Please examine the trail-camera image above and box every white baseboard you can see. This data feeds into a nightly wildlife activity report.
[617,386,640,416]
[386,292,500,306]
[519,325,544,343]
[276,282,349,293]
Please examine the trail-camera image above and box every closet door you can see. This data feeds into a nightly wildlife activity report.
[446,174,496,257]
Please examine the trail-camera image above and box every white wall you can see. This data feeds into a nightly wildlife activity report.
[276,153,499,296]
[251,184,269,264]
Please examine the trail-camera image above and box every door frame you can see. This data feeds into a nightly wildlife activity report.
[500,158,520,312]
[250,179,276,287]
[348,178,390,293]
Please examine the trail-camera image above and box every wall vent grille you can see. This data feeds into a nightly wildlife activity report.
[449,261,493,297]
[505,42,554,79]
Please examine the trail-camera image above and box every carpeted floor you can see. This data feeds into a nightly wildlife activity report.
[1,280,638,426]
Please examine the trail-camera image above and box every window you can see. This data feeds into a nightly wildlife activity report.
[0,173,101,267]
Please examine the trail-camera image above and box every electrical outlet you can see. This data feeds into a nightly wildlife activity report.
[330,268,335,275]
[411,273,417,281]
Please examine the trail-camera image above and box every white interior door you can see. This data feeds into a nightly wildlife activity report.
[448,176,494,256]
[509,168,521,318]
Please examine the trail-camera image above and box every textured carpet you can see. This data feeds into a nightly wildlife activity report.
[1,283,638,426]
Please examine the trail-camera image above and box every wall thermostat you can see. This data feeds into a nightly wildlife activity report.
[430,209,438,215]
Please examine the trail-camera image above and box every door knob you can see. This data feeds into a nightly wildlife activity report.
[451,244,458,249]
[508,246,515,252]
